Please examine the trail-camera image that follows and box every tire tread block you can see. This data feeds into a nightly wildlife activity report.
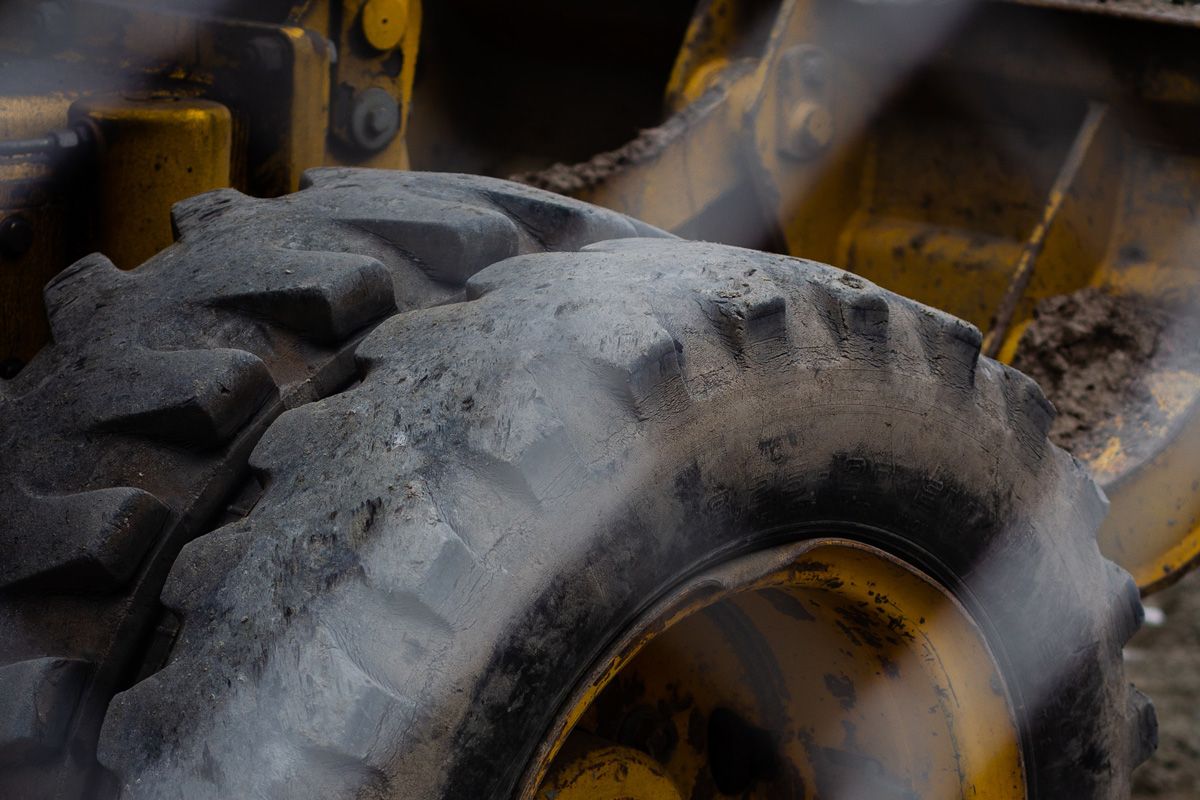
[206,249,396,345]
[0,487,170,591]
[88,347,275,450]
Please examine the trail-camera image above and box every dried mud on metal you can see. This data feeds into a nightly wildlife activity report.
[1013,287,1195,456]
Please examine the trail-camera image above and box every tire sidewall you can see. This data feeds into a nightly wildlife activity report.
[441,364,1122,800]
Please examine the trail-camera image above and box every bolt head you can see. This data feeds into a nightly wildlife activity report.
[366,105,390,135]
[349,88,400,154]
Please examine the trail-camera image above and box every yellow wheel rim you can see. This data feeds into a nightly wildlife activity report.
[523,539,1026,799]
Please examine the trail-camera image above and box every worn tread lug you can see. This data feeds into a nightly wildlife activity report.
[1127,686,1158,769]
[916,307,981,387]
[0,486,170,591]
[43,254,127,343]
[706,292,788,363]
[339,210,520,286]
[88,347,275,449]
[170,189,251,239]
[808,274,892,357]
[1107,560,1144,647]
[208,250,395,344]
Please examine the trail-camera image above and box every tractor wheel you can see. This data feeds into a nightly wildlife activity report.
[4,174,1153,799]
[0,170,658,799]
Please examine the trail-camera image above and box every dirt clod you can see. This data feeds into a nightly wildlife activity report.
[1012,288,1168,455]
[513,63,750,196]
[513,118,685,196]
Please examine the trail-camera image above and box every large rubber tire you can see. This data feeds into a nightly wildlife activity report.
[89,222,1155,795]
[3,173,1153,799]
[0,171,659,799]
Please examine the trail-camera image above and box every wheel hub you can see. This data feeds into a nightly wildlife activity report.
[526,539,1026,799]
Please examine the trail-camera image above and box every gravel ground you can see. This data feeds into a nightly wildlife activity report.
[1127,568,1200,799]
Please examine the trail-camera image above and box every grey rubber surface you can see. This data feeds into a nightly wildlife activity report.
[90,225,1149,797]
[0,170,657,799]
[0,172,1152,798]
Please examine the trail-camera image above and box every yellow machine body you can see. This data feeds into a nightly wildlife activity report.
[537,0,1200,593]
[0,0,419,360]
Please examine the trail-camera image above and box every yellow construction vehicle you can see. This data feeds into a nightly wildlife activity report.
[0,1,1195,798]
